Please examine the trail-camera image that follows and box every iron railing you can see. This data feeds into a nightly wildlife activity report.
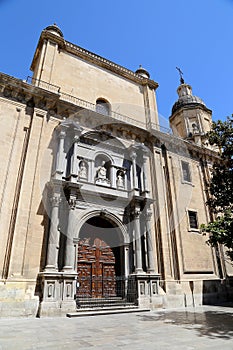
[76,276,137,308]
[26,76,172,133]
[26,76,60,94]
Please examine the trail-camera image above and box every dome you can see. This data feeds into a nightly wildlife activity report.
[172,83,206,114]
[44,23,63,37]
[135,65,150,79]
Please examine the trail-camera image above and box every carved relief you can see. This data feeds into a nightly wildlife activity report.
[47,282,55,298]
[66,283,72,297]
[152,282,158,295]
[140,282,145,295]
[50,195,61,207]
[68,197,77,209]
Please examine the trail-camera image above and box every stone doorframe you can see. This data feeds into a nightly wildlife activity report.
[73,209,130,279]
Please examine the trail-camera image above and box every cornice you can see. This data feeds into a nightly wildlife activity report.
[152,128,219,161]
[0,71,219,162]
[64,40,158,89]
[0,72,59,100]
[30,30,158,90]
[169,103,212,121]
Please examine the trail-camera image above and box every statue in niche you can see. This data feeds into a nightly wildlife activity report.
[116,171,124,188]
[95,160,110,186]
[192,123,200,134]
[96,161,107,179]
[78,161,88,179]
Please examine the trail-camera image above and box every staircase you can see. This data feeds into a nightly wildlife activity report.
[66,297,150,317]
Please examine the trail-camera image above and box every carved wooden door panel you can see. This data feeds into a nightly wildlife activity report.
[77,262,92,297]
[77,237,116,298]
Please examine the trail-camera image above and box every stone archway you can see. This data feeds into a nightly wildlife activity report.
[77,215,125,298]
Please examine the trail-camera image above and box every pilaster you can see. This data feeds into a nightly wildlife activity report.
[145,209,156,273]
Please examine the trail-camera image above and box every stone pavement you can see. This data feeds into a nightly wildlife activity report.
[0,305,233,350]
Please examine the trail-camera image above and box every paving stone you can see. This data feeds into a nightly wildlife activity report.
[0,306,233,349]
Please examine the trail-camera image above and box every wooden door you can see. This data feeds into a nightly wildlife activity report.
[77,237,116,298]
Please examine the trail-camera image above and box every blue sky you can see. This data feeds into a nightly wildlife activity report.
[0,0,233,125]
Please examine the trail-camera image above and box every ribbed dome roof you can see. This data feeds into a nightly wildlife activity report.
[172,83,206,114]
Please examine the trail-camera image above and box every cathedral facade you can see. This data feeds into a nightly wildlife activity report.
[0,25,232,317]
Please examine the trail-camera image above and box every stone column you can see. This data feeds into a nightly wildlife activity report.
[130,151,138,189]
[133,207,143,273]
[89,159,94,183]
[141,154,149,193]
[145,210,156,273]
[70,127,82,181]
[45,193,61,271]
[124,244,130,277]
[62,192,76,272]
[70,134,79,182]
[110,165,116,188]
[54,128,66,180]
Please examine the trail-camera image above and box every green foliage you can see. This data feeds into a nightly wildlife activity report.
[202,116,233,260]
[201,211,233,260]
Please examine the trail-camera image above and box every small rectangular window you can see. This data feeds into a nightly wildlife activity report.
[181,161,191,182]
[188,210,198,229]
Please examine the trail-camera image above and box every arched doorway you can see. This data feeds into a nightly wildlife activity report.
[77,216,124,298]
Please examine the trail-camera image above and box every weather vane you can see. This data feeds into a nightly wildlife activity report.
[176,67,185,84]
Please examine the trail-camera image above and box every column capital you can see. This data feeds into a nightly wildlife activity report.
[142,154,148,163]
[146,209,153,221]
[132,207,141,219]
[73,126,82,137]
[50,194,61,207]
[68,197,77,210]
[68,188,78,210]
[57,128,67,139]
[73,126,83,142]
[73,134,80,143]
[130,150,137,160]
[141,144,150,156]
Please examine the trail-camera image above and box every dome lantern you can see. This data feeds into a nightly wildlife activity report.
[135,65,150,79]
[44,23,64,37]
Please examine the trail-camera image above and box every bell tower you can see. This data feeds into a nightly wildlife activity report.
[169,71,212,146]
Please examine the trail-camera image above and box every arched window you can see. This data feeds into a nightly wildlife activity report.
[96,98,110,116]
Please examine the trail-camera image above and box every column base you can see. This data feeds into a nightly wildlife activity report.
[44,265,58,272]
[62,266,76,273]
[38,271,78,317]
[131,273,162,309]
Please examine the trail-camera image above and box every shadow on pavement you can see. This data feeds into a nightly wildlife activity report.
[138,309,233,340]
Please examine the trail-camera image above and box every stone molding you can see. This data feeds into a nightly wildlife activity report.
[0,72,220,163]
[32,30,159,90]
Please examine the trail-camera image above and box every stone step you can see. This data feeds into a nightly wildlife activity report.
[77,305,139,312]
[67,307,150,318]
[77,297,124,302]
[77,300,134,307]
